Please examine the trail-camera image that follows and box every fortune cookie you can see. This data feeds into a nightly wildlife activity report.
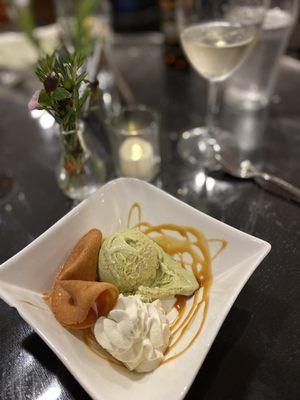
[50,229,119,329]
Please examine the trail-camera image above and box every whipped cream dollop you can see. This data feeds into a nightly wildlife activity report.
[94,294,170,373]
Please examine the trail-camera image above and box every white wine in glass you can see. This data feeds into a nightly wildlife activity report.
[177,0,269,167]
[181,22,258,81]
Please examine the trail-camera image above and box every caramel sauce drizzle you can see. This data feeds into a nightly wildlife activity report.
[128,203,227,364]
[209,239,228,261]
[127,202,142,230]
[21,300,47,311]
[42,291,51,302]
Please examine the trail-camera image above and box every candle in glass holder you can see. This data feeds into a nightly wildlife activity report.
[119,137,154,180]
[108,105,160,182]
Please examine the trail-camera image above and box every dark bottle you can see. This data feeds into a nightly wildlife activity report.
[111,0,160,32]
[159,0,188,70]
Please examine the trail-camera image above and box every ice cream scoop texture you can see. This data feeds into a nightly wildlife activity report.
[98,229,199,302]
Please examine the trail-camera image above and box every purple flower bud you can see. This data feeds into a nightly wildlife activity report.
[44,75,58,93]
[28,90,40,111]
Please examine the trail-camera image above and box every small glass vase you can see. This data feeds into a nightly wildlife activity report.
[56,121,106,201]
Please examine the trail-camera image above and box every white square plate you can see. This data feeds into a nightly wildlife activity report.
[0,178,271,400]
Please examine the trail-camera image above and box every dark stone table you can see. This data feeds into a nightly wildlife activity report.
[0,35,299,400]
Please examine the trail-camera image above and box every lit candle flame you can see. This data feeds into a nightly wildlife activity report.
[131,143,143,161]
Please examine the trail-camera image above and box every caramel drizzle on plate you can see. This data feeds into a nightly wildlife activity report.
[209,239,228,261]
[128,203,227,363]
[20,300,47,311]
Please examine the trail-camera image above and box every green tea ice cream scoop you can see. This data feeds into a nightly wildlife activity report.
[98,228,199,301]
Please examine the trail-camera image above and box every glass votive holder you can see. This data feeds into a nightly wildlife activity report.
[107,105,161,182]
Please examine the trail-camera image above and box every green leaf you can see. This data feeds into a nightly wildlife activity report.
[79,91,89,109]
[76,71,88,85]
[52,87,72,101]
[38,89,50,107]
[34,46,92,129]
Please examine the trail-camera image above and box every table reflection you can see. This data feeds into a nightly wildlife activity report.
[36,383,61,400]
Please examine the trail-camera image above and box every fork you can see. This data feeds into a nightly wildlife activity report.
[215,150,300,203]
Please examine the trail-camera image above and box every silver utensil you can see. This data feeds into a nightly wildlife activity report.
[215,150,300,203]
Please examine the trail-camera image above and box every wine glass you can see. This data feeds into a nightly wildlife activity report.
[176,0,270,168]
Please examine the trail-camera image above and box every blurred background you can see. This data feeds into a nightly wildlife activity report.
[1,0,299,58]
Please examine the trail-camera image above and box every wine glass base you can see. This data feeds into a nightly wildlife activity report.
[177,127,221,169]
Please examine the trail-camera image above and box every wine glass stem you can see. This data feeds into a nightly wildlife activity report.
[206,81,219,141]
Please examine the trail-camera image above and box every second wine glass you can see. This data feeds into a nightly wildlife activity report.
[176,0,270,167]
